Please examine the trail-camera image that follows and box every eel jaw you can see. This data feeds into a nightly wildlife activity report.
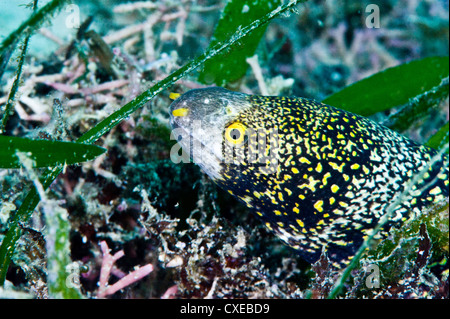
[170,119,225,181]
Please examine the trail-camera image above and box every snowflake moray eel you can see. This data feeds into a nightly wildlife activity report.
[169,87,449,267]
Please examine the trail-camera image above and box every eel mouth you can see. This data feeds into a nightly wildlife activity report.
[170,116,225,180]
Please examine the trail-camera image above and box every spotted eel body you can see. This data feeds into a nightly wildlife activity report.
[169,87,449,267]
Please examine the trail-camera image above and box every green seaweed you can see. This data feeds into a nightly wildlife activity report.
[0,37,31,134]
[426,122,449,154]
[323,57,449,116]
[0,0,38,132]
[383,77,449,133]
[44,203,83,299]
[0,135,106,168]
[359,201,449,297]
[198,0,283,86]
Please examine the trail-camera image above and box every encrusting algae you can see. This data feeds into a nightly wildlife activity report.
[169,87,449,268]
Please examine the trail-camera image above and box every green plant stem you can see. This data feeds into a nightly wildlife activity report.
[0,38,31,134]
[0,166,62,285]
[0,0,304,286]
[382,76,449,132]
[426,122,449,153]
[0,37,31,133]
[0,1,40,132]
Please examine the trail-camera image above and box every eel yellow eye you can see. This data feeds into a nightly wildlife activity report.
[225,122,247,145]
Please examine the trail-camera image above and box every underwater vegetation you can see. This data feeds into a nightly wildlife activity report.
[0,0,448,299]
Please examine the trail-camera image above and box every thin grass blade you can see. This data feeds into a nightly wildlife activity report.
[0,135,106,168]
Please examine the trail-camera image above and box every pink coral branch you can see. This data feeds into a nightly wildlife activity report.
[161,284,178,299]
[97,241,153,298]
[104,264,154,296]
